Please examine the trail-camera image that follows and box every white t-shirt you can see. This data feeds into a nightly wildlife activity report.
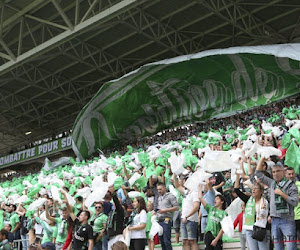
[130,209,147,239]
[181,191,200,222]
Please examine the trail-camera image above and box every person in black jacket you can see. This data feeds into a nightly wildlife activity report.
[106,185,125,249]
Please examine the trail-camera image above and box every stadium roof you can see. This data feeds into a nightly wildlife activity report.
[0,0,300,155]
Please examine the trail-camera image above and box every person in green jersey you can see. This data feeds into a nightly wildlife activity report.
[45,203,68,250]
[90,202,107,250]
[36,205,56,245]
[3,204,20,238]
[198,184,227,250]
[0,229,11,250]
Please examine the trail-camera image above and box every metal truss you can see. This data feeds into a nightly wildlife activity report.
[0,0,299,155]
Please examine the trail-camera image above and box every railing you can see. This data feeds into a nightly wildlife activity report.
[13,239,29,250]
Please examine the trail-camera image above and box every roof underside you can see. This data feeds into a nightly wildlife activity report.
[0,0,300,155]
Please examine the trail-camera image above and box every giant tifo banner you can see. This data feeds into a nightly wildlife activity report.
[72,44,300,159]
[0,136,72,168]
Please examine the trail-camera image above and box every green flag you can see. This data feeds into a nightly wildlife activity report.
[285,141,300,174]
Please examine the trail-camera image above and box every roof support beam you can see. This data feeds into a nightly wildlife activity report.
[0,0,145,75]
[50,0,74,30]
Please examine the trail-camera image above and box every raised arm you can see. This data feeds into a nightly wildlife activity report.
[45,203,55,222]
[198,184,207,208]
[63,193,76,221]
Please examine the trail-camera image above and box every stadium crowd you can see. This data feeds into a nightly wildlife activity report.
[0,94,299,250]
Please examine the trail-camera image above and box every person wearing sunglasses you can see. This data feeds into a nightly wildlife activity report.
[90,202,107,250]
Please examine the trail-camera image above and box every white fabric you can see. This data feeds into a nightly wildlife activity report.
[245,142,259,158]
[257,146,281,158]
[168,152,186,175]
[128,173,141,187]
[149,215,163,239]
[123,227,131,246]
[128,191,141,198]
[27,198,47,211]
[202,151,235,172]
[181,192,200,222]
[184,169,212,192]
[51,186,62,203]
[225,197,242,222]
[85,182,109,207]
[221,216,234,238]
[246,127,256,136]
[130,209,147,239]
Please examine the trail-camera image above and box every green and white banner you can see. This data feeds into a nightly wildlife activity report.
[72,44,300,159]
[0,136,72,168]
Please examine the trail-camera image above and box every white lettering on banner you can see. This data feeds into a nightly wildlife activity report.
[0,136,72,167]
[53,140,58,150]
[62,136,72,148]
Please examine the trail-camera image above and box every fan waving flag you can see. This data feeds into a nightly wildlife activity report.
[72,44,300,159]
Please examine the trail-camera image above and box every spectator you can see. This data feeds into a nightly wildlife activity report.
[65,199,94,250]
[146,201,154,250]
[156,182,179,250]
[234,171,269,249]
[106,186,125,249]
[173,175,200,250]
[199,179,215,241]
[209,172,225,194]
[198,184,227,250]
[233,202,247,250]
[222,171,233,206]
[255,157,299,250]
[0,229,11,250]
[91,202,107,250]
[125,196,147,250]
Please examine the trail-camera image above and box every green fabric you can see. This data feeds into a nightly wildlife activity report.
[69,185,77,196]
[289,128,300,144]
[93,213,108,233]
[281,133,291,149]
[285,141,300,175]
[74,177,82,188]
[134,176,148,190]
[84,176,92,185]
[114,177,123,190]
[155,166,164,176]
[222,144,231,151]
[244,196,255,228]
[199,132,208,139]
[223,178,233,195]
[146,211,153,233]
[0,210,4,230]
[204,204,227,238]
[106,157,116,166]
[145,166,155,179]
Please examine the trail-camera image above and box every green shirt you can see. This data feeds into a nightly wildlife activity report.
[294,181,300,220]
[223,179,233,195]
[41,225,57,244]
[93,213,107,233]
[205,204,227,238]
[54,218,68,244]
